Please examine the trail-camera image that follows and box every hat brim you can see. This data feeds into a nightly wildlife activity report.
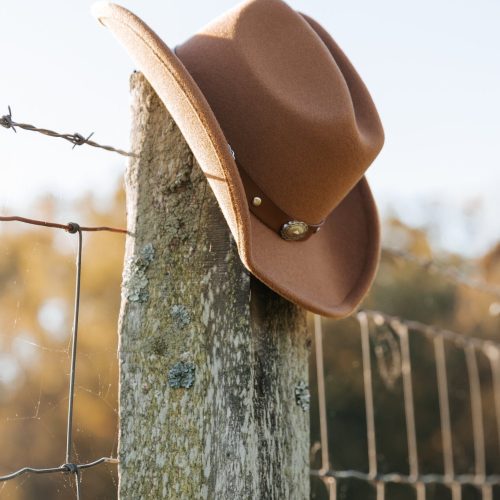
[92,2,380,318]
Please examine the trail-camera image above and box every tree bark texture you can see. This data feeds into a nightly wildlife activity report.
[118,72,310,499]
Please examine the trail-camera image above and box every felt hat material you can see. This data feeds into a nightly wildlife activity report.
[92,0,384,317]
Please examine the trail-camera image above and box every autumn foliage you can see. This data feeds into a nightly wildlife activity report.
[0,188,499,499]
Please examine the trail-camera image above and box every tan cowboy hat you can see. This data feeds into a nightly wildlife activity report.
[92,0,384,318]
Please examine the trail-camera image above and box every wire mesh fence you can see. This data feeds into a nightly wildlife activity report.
[0,217,124,499]
[0,112,129,498]
[311,309,500,500]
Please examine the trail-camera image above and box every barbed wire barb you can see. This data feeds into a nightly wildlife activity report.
[0,106,16,132]
[0,106,136,158]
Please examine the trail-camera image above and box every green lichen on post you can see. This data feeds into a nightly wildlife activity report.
[118,72,310,500]
[123,243,155,303]
[147,332,169,356]
[170,304,191,329]
[168,361,196,389]
[294,380,311,412]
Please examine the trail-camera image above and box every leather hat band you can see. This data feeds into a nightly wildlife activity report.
[236,158,324,241]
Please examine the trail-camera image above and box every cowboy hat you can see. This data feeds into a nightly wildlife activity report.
[92,0,384,318]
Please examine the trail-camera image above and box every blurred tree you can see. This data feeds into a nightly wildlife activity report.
[1,191,498,499]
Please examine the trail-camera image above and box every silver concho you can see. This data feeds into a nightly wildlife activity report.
[280,221,309,241]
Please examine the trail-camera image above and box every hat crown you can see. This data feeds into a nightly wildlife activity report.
[176,0,383,224]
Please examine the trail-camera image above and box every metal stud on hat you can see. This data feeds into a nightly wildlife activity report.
[280,221,309,241]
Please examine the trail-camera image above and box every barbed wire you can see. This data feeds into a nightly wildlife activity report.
[0,106,136,158]
[0,218,124,499]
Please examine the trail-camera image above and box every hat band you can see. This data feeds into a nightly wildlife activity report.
[236,160,324,241]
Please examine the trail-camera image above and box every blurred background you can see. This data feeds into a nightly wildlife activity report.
[0,0,499,498]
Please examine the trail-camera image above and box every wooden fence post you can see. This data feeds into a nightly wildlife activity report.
[118,72,310,499]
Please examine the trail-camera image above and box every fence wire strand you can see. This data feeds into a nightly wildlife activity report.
[0,106,136,158]
[359,312,378,480]
[314,314,330,475]
[434,335,455,481]
[0,217,123,498]
[0,215,127,234]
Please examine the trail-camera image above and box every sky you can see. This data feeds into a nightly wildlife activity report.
[0,0,499,256]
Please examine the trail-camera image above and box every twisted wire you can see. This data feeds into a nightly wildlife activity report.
[1,106,136,158]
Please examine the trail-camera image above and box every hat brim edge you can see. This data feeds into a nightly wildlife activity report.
[92,1,381,318]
